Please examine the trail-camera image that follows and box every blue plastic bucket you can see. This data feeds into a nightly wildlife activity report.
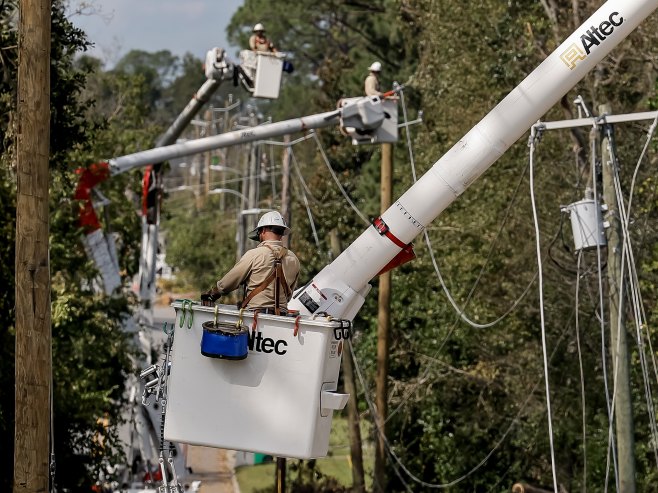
[201,321,248,360]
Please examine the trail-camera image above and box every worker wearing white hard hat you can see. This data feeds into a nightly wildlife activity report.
[365,61,383,97]
[249,22,277,52]
[201,211,299,314]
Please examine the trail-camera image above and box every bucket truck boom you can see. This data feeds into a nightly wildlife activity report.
[288,0,658,320]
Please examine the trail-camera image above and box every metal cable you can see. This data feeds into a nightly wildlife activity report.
[289,146,321,249]
[349,340,414,492]
[528,129,559,493]
[311,131,370,225]
[606,130,658,467]
[400,86,536,329]
[575,250,588,490]
[351,310,578,489]
[618,114,658,398]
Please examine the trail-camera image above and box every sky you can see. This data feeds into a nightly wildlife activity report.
[67,0,244,68]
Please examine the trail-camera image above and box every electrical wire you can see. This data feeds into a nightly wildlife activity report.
[311,131,370,225]
[360,90,549,488]
[351,309,580,489]
[625,111,658,222]
[349,342,414,493]
[575,250,588,490]
[528,127,559,493]
[399,87,537,329]
[289,142,323,203]
[289,147,321,249]
[424,230,538,329]
[398,84,417,183]
[619,114,658,395]
[605,127,658,467]
[385,89,536,427]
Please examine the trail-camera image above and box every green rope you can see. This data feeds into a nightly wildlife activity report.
[177,299,196,329]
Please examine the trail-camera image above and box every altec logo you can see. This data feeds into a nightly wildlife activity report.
[559,12,624,69]
[248,330,288,355]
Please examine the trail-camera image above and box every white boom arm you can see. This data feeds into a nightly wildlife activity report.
[106,96,389,175]
[288,0,658,319]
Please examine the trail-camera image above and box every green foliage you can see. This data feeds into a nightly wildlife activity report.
[1,1,154,488]
[163,200,239,295]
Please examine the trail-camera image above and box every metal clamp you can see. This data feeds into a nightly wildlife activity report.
[333,320,352,340]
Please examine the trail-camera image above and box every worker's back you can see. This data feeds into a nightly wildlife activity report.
[241,241,300,309]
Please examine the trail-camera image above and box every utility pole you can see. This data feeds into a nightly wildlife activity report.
[374,142,393,492]
[600,103,636,493]
[280,135,291,247]
[15,0,51,491]
[275,457,286,493]
[273,135,291,493]
[194,123,203,210]
[204,108,212,201]
[330,229,366,493]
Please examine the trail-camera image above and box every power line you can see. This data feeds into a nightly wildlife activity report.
[312,131,370,225]
[528,127,559,493]
[575,250,588,490]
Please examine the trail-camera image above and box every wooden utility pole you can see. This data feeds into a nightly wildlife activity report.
[374,142,393,492]
[280,135,292,247]
[330,229,366,492]
[275,457,286,493]
[14,0,52,491]
[600,104,636,493]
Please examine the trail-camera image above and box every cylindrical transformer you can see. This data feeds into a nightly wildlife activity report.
[565,199,607,251]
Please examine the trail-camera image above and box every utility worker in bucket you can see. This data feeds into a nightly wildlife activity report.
[201,211,300,315]
[249,23,277,53]
[364,61,383,97]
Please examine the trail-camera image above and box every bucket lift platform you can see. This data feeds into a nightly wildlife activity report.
[237,50,285,99]
[164,301,350,459]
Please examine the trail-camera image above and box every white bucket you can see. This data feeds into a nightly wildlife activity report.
[164,302,350,459]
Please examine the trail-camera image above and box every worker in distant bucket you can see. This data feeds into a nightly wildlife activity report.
[201,211,300,315]
[249,23,277,53]
[364,61,383,97]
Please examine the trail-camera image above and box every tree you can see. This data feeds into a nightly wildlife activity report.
[1,1,156,488]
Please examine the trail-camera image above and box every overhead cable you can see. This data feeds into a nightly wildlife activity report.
[575,250,588,489]
[311,131,370,225]
[528,127,559,493]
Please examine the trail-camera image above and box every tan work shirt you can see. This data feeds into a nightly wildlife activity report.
[364,73,381,96]
[215,240,300,310]
[249,34,275,52]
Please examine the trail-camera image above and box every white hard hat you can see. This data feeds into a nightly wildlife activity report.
[253,23,265,32]
[248,211,290,241]
[369,61,382,72]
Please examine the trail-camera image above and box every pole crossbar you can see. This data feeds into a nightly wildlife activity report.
[538,111,658,131]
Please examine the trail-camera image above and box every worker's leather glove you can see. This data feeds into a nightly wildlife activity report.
[201,287,221,306]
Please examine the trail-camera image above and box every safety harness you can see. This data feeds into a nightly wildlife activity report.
[241,245,291,315]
